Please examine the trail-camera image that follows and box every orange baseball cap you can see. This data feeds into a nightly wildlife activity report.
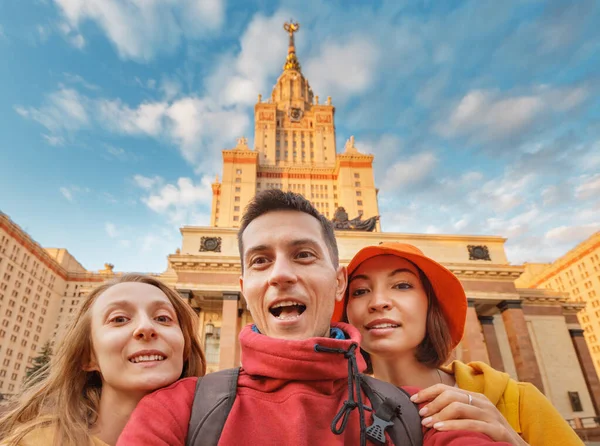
[333,242,467,348]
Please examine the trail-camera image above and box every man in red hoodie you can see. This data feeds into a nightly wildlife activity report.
[117,190,511,446]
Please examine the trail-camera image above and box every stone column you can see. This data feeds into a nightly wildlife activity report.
[219,292,240,370]
[460,299,490,364]
[498,300,544,393]
[570,328,600,416]
[478,316,505,372]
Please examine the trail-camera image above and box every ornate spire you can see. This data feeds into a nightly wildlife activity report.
[283,20,301,72]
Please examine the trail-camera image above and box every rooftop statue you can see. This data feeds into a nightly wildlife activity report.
[332,207,379,232]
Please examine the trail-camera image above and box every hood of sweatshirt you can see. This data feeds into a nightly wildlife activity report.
[239,322,367,381]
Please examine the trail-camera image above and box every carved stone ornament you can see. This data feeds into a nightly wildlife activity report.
[468,245,491,261]
[200,237,222,252]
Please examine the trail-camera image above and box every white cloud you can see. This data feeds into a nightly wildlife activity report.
[437,86,589,142]
[304,37,380,101]
[63,72,100,90]
[135,175,213,225]
[60,187,73,202]
[59,185,90,203]
[159,77,182,101]
[133,174,163,190]
[105,222,119,238]
[54,0,225,61]
[42,134,65,146]
[99,99,167,137]
[575,174,600,200]
[545,224,599,244]
[381,152,437,192]
[207,11,289,107]
[15,87,89,135]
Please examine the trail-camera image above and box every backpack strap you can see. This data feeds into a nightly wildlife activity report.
[360,374,423,446]
[186,368,240,446]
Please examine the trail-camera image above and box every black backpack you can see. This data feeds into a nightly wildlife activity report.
[185,368,423,446]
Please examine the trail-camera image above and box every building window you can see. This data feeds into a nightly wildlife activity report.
[355,182,361,187]
[235,196,240,202]
[233,216,239,222]
[354,173,360,179]
[204,327,221,364]
[235,187,241,192]
[357,200,363,206]
[235,178,241,183]
[234,206,240,212]
[236,169,242,175]
[356,191,362,196]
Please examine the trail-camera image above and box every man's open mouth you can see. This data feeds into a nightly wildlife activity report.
[269,300,307,320]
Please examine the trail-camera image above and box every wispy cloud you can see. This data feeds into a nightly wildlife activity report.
[53,0,225,61]
[59,185,90,202]
[436,86,588,143]
[15,87,89,138]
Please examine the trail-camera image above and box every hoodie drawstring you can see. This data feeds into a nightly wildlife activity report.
[314,342,368,446]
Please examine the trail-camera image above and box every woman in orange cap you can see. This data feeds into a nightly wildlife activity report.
[338,242,582,446]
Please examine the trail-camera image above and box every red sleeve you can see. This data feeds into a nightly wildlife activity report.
[116,377,198,446]
[401,387,512,446]
[424,429,513,445]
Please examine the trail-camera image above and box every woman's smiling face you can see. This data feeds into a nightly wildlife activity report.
[346,255,429,358]
[86,282,185,396]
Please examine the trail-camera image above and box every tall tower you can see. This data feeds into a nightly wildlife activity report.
[211,21,380,228]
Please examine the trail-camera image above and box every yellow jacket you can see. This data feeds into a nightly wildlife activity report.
[2,426,108,446]
[442,360,583,446]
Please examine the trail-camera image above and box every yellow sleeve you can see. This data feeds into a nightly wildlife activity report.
[518,382,584,446]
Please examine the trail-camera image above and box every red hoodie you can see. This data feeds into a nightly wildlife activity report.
[118,323,511,446]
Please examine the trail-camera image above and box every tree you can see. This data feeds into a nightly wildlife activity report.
[24,341,53,387]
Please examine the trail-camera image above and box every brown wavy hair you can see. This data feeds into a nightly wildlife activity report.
[0,274,206,446]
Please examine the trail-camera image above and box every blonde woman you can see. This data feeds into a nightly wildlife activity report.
[0,274,206,446]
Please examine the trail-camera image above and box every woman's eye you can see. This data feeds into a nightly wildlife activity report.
[155,315,173,323]
[110,315,129,324]
[393,282,412,290]
[351,288,369,297]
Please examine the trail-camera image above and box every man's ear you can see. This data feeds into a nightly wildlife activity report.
[334,265,348,303]
[239,275,244,295]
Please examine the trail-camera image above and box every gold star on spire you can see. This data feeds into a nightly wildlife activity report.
[283,20,301,72]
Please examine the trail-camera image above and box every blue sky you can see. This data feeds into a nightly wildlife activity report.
[1,0,598,273]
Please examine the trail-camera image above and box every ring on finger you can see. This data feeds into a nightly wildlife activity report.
[467,394,473,406]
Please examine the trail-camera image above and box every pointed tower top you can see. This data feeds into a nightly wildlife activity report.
[283,20,301,72]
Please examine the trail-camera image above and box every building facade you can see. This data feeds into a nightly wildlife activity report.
[516,232,600,379]
[0,213,110,396]
[210,22,380,228]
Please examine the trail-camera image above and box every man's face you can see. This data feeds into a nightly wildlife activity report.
[240,210,346,340]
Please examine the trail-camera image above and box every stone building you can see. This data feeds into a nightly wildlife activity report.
[516,231,600,413]
[0,212,106,395]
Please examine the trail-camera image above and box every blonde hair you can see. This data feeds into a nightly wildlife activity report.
[0,274,206,446]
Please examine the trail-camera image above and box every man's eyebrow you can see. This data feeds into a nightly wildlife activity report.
[244,244,269,260]
[289,238,320,248]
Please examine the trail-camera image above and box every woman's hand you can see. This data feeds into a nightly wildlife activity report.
[410,383,528,446]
